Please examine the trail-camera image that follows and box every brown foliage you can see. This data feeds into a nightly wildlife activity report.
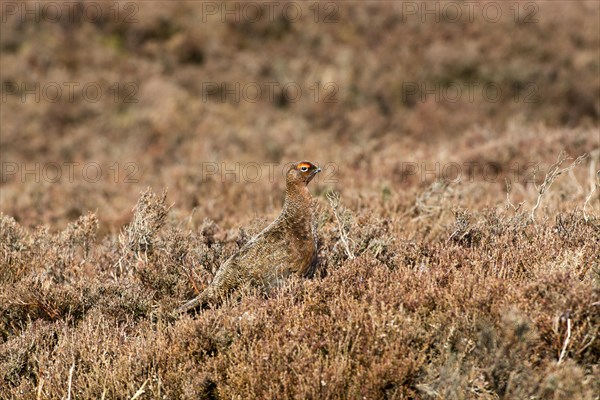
[1,184,598,398]
[1,1,599,398]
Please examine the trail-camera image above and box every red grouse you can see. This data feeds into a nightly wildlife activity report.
[177,161,321,313]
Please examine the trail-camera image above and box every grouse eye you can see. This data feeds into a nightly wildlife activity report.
[300,166,309,172]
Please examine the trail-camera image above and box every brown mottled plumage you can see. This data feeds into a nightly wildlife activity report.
[176,161,320,314]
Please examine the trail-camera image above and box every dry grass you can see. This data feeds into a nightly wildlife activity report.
[1,177,598,398]
[1,1,599,398]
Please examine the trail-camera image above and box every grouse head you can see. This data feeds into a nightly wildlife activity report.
[286,161,321,186]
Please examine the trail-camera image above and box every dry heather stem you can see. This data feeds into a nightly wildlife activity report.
[583,184,599,222]
[557,317,572,365]
[530,152,587,224]
[327,192,355,260]
[130,379,149,400]
[583,154,599,222]
[36,379,44,400]
[505,178,525,212]
[66,362,75,400]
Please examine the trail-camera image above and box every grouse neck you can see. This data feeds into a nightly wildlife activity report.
[281,182,312,224]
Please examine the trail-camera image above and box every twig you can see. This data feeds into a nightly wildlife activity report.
[326,192,355,260]
[530,152,587,224]
[130,379,149,400]
[36,378,44,400]
[583,183,598,222]
[576,333,596,356]
[66,362,75,400]
[505,178,525,212]
[557,317,571,365]
[568,168,585,195]
[583,166,599,222]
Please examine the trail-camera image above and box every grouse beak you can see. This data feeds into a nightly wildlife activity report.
[307,166,320,183]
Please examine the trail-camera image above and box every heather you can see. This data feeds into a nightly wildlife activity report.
[1,1,599,398]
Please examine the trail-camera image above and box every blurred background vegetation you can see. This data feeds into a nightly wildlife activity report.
[1,0,598,231]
